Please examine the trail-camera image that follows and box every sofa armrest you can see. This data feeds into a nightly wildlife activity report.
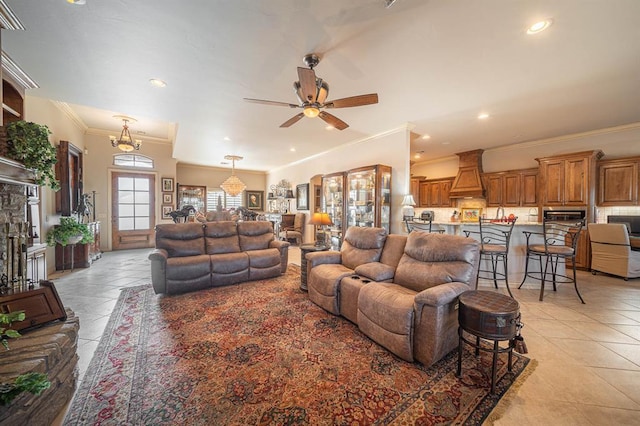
[269,240,290,273]
[306,251,342,269]
[148,249,169,294]
[149,248,168,262]
[414,282,471,307]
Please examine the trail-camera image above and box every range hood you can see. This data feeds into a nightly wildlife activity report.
[449,149,485,198]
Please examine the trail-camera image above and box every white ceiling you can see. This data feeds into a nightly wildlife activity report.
[4,0,640,171]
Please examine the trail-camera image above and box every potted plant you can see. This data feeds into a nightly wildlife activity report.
[45,217,94,247]
[5,120,60,191]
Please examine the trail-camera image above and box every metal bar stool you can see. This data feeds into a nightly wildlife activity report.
[463,217,517,297]
[518,218,586,303]
[404,218,445,234]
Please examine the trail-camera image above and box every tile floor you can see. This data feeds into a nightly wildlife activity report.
[50,246,640,425]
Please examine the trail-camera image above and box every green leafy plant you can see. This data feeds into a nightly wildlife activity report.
[0,372,50,406]
[0,312,51,405]
[0,311,25,350]
[5,120,60,191]
[45,216,94,247]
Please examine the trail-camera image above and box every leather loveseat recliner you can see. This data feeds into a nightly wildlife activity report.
[306,226,480,367]
[149,221,289,294]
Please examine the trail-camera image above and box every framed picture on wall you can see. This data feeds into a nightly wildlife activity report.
[245,190,264,210]
[162,178,174,192]
[162,205,174,220]
[163,193,173,204]
[296,183,309,210]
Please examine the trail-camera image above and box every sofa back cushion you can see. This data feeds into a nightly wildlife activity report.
[238,221,274,251]
[155,223,205,257]
[340,226,388,270]
[395,232,479,292]
[204,221,240,254]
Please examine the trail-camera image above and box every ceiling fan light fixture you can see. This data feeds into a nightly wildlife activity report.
[304,106,320,118]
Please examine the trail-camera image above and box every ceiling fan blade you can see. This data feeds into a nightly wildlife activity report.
[318,111,349,130]
[244,98,299,108]
[280,112,305,128]
[297,67,318,103]
[325,93,378,108]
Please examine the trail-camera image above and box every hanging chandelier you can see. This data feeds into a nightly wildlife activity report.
[220,155,247,196]
[110,116,142,152]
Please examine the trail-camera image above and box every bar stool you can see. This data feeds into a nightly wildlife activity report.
[518,218,585,304]
[404,218,445,234]
[463,217,517,297]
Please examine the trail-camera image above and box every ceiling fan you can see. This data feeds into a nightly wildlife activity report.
[244,54,378,130]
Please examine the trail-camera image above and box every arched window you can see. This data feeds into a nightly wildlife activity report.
[113,154,154,168]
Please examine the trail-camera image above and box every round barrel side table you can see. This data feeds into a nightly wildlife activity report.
[456,290,520,394]
[299,243,329,291]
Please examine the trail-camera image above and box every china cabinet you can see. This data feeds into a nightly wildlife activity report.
[176,184,206,214]
[346,164,392,232]
[321,172,345,250]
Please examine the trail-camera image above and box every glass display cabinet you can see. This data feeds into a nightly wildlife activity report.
[321,172,345,250]
[176,184,207,215]
[346,164,392,232]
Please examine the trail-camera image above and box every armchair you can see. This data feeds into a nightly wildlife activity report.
[279,212,305,245]
[588,223,640,280]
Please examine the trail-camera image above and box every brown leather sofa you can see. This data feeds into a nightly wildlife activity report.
[149,221,290,294]
[306,227,480,367]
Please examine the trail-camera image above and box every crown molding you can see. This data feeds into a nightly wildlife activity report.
[51,101,88,131]
[1,51,38,91]
[0,1,24,30]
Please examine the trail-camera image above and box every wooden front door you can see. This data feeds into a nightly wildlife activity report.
[111,172,156,250]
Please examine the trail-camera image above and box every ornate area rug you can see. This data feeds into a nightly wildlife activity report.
[65,266,534,425]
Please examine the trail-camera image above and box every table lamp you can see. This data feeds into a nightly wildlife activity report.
[309,212,333,247]
[401,194,416,221]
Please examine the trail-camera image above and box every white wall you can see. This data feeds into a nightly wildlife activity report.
[267,124,412,240]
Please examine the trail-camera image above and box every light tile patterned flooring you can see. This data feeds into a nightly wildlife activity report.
[50,247,640,425]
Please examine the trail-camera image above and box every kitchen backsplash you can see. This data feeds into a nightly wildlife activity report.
[596,206,640,223]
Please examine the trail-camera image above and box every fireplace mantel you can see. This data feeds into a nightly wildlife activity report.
[0,155,34,186]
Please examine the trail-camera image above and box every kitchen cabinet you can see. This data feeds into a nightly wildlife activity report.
[345,164,392,232]
[597,158,638,206]
[537,151,603,216]
[484,169,538,207]
[419,178,453,207]
[410,177,421,206]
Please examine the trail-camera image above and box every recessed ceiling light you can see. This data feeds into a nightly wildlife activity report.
[414,154,421,159]
[478,113,490,120]
[149,78,167,88]
[527,19,553,35]
[325,125,334,130]
[223,137,231,141]
[421,134,431,140]
[290,148,296,152]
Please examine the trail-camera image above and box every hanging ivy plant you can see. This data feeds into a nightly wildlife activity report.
[5,120,60,191]
[45,216,94,247]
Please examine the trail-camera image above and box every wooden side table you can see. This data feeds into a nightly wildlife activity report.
[456,290,520,393]
[299,243,329,291]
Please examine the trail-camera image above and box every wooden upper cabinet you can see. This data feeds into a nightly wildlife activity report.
[538,150,602,208]
[483,169,537,207]
[410,178,421,206]
[598,159,638,206]
[418,178,453,207]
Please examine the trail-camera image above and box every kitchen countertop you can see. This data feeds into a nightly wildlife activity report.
[432,221,543,226]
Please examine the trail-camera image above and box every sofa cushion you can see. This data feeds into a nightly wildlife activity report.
[204,221,240,254]
[394,232,479,293]
[248,248,282,280]
[238,221,274,251]
[358,282,417,362]
[210,252,250,286]
[165,254,211,293]
[307,263,354,315]
[341,227,388,270]
[155,223,205,257]
[354,262,395,282]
